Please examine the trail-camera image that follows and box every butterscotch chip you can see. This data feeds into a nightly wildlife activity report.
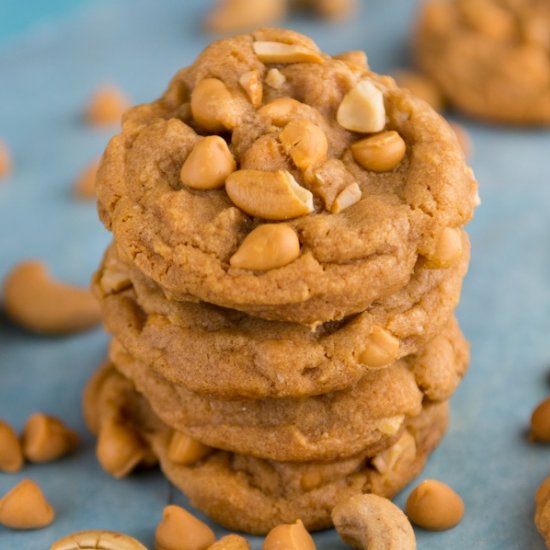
[155,504,215,550]
[22,413,79,463]
[406,479,464,530]
[279,118,328,170]
[230,223,301,271]
[85,85,130,126]
[168,432,211,465]
[351,131,407,172]
[359,327,400,368]
[334,50,368,68]
[531,396,550,442]
[263,520,316,550]
[0,140,12,179]
[96,417,147,478]
[73,159,99,199]
[0,479,55,530]
[191,78,238,132]
[424,227,463,269]
[0,420,23,473]
[180,136,236,190]
[415,0,550,124]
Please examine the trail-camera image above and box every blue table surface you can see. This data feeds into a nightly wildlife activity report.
[1,1,550,548]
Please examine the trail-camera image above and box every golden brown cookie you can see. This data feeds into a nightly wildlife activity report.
[83,363,449,534]
[415,0,550,124]
[108,326,467,461]
[96,28,477,324]
[94,238,469,399]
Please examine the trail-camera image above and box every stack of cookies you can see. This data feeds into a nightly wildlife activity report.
[84,28,478,534]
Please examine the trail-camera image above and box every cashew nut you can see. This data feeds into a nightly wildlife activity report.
[332,494,416,550]
[3,261,101,334]
[50,530,147,550]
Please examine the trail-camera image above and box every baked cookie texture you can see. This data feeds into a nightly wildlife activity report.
[84,363,449,534]
[87,27,476,534]
[94,238,469,398]
[108,325,468,461]
[96,28,477,324]
[415,0,550,125]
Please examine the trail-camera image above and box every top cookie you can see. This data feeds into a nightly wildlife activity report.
[415,0,550,125]
[96,28,477,324]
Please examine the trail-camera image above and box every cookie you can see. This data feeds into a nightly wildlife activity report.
[108,326,467,461]
[94,238,469,399]
[415,0,550,124]
[83,363,449,534]
[536,474,550,549]
[96,28,477,324]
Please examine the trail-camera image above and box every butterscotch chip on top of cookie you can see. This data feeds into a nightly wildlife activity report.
[95,28,477,325]
[415,0,550,124]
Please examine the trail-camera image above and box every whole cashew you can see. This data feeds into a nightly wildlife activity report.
[332,494,416,550]
[3,261,101,334]
[50,529,147,550]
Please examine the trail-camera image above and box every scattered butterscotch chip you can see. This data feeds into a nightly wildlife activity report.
[207,535,250,549]
[310,0,356,20]
[334,50,368,68]
[3,260,102,334]
[263,519,316,550]
[0,479,55,530]
[394,70,445,112]
[0,140,11,180]
[73,159,99,199]
[155,504,215,550]
[531,396,550,442]
[406,479,464,531]
[168,432,212,465]
[85,85,130,126]
[22,413,79,463]
[0,420,23,473]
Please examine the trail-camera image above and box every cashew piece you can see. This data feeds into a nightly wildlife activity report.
[207,535,250,549]
[332,494,416,550]
[3,261,101,334]
[50,529,147,549]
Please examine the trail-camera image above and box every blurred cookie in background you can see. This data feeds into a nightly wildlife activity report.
[414,0,550,125]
